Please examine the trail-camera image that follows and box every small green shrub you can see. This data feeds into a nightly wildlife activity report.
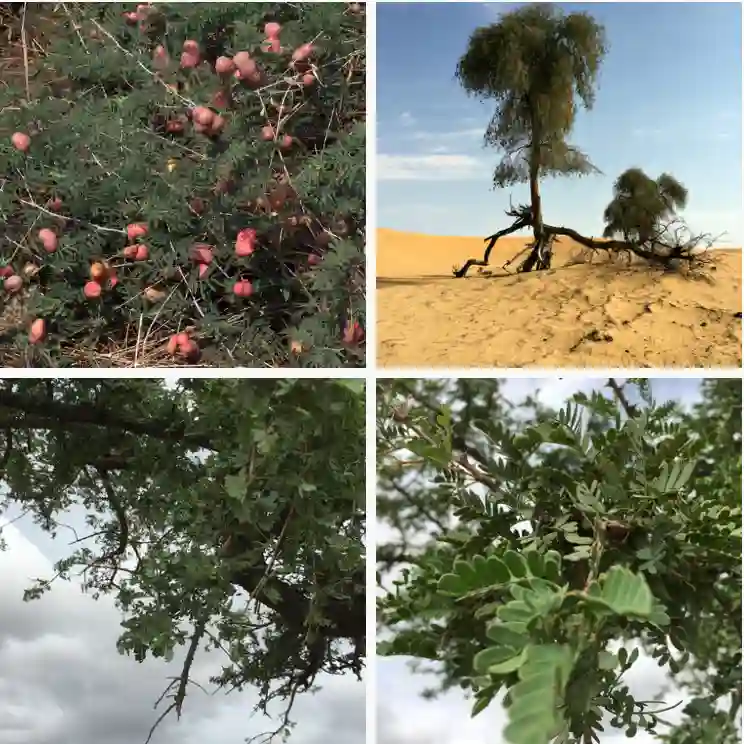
[0,2,365,367]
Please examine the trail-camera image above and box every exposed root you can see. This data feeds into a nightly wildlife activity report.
[453,203,720,278]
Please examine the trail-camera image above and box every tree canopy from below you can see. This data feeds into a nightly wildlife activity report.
[377,378,741,744]
[0,377,365,742]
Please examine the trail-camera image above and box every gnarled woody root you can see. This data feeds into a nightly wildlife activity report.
[453,205,717,278]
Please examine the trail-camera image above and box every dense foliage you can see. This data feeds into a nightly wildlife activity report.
[602,169,689,245]
[377,378,741,744]
[0,378,365,740]
[0,3,365,367]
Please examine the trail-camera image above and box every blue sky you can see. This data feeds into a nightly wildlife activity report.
[376,2,743,245]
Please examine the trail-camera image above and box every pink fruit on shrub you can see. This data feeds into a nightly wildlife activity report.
[191,244,213,264]
[153,44,169,70]
[302,72,315,86]
[263,38,281,53]
[134,244,149,261]
[307,253,321,266]
[11,132,30,152]
[0,266,13,279]
[29,318,46,344]
[342,320,365,345]
[182,40,199,54]
[47,197,62,211]
[264,22,281,38]
[191,106,214,126]
[233,280,254,297]
[167,335,180,355]
[123,11,138,24]
[232,52,263,87]
[292,43,314,63]
[181,51,200,69]
[4,274,22,293]
[210,114,226,134]
[198,263,209,278]
[123,244,138,259]
[235,228,256,256]
[215,56,235,75]
[279,135,293,150]
[84,281,102,299]
[260,125,276,141]
[127,222,148,240]
[38,228,58,253]
[179,339,200,362]
[232,51,254,73]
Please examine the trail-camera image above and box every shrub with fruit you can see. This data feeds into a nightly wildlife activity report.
[0,2,365,367]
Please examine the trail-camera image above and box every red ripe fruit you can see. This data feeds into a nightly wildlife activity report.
[127,222,148,241]
[233,280,254,298]
[11,132,31,152]
[235,228,257,257]
[84,281,102,300]
[264,22,281,39]
[191,244,214,264]
[215,56,235,75]
[29,318,46,344]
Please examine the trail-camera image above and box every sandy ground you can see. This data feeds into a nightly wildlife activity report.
[376,229,742,369]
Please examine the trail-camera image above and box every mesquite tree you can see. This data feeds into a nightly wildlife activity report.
[0,378,365,741]
[455,4,606,272]
[452,5,720,277]
[603,168,689,244]
[377,378,741,744]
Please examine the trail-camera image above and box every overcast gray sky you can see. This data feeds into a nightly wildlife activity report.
[377,376,723,744]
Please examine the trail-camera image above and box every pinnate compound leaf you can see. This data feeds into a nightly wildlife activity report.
[437,572,466,596]
[486,622,529,649]
[598,566,654,616]
[502,550,528,578]
[474,645,523,674]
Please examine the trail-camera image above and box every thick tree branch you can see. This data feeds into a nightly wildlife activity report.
[0,389,211,449]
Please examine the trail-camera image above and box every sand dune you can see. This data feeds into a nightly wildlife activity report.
[376,229,742,369]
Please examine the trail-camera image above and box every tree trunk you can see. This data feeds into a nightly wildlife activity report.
[528,118,544,241]
[529,162,543,241]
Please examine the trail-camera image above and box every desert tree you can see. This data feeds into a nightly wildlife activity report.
[377,378,741,744]
[0,378,365,742]
[454,3,606,275]
[602,168,689,244]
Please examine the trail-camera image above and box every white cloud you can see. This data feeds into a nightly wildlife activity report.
[377,154,484,181]
[411,128,483,141]
[0,519,365,744]
[400,111,416,127]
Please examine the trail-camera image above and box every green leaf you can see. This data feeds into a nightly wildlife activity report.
[471,691,496,717]
[486,622,529,649]
[437,573,465,597]
[224,470,247,501]
[474,645,522,674]
[502,550,528,578]
[586,567,655,617]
